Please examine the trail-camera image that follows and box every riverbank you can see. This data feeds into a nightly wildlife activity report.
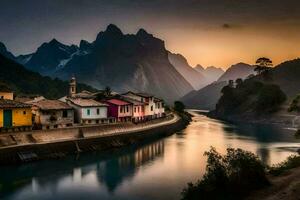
[0,113,190,165]
[247,166,300,200]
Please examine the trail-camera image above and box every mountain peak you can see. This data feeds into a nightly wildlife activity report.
[136,28,152,38]
[105,24,123,35]
[49,38,61,45]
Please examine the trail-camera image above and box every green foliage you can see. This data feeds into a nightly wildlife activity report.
[255,84,287,113]
[254,57,273,81]
[288,94,300,112]
[181,147,269,200]
[174,101,185,113]
[0,54,97,99]
[215,79,286,116]
[269,155,300,176]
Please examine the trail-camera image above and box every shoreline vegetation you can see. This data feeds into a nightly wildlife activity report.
[181,147,300,200]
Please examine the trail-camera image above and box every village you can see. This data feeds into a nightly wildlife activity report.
[0,76,166,132]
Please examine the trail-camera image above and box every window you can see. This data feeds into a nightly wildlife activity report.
[23,111,27,115]
[138,107,140,112]
[87,109,90,115]
[126,106,129,112]
[151,106,153,111]
[62,110,68,118]
[134,107,137,113]
[0,96,3,99]
[97,108,100,115]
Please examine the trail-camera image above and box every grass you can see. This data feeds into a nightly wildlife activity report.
[269,155,300,176]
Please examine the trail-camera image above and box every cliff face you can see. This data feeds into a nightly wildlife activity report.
[18,25,193,103]
[168,52,208,90]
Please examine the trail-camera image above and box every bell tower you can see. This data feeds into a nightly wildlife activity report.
[69,76,76,97]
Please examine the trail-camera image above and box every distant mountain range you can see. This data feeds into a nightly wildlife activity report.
[194,64,224,83]
[181,63,256,110]
[168,52,208,90]
[13,24,193,103]
[0,53,96,99]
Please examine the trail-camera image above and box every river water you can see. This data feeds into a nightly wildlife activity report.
[1,110,300,200]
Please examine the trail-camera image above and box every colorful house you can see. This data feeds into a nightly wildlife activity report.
[0,99,32,131]
[30,99,74,129]
[122,92,156,120]
[0,89,13,100]
[154,97,165,118]
[67,98,110,124]
[121,96,145,122]
[105,99,133,122]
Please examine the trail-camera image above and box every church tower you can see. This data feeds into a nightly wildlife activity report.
[69,76,76,97]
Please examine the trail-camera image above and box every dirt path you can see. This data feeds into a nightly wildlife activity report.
[247,167,300,200]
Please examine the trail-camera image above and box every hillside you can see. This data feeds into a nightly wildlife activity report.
[218,62,254,82]
[168,52,208,90]
[0,53,96,99]
[18,25,193,103]
[180,81,227,110]
[194,64,224,83]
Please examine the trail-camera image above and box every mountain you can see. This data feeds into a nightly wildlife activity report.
[218,62,254,82]
[0,42,15,61]
[20,39,79,76]
[180,81,227,110]
[194,64,224,83]
[21,24,193,103]
[255,58,300,98]
[0,53,96,99]
[168,52,207,90]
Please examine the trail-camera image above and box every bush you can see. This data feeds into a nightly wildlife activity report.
[255,84,287,113]
[269,155,300,176]
[174,101,185,113]
[181,147,269,200]
[288,94,300,112]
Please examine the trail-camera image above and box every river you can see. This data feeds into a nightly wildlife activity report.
[1,110,300,200]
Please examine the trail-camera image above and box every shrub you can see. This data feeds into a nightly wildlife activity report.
[269,155,300,176]
[174,101,185,113]
[181,147,269,200]
[288,94,300,112]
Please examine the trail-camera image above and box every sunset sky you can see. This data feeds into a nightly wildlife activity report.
[1,0,300,69]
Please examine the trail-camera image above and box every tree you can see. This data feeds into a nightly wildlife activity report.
[254,57,273,80]
[174,101,185,113]
[235,78,243,88]
[104,86,112,97]
[181,147,269,200]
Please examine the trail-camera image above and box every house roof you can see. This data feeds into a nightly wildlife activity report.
[0,99,31,109]
[120,96,145,106]
[154,97,163,103]
[123,91,154,98]
[68,98,108,107]
[31,99,72,110]
[106,99,132,106]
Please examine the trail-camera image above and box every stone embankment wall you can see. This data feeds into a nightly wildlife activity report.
[0,114,188,164]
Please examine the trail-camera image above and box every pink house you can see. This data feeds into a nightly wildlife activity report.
[121,97,146,122]
[105,99,133,122]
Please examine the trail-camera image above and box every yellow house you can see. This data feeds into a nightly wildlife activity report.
[0,91,13,100]
[0,99,32,130]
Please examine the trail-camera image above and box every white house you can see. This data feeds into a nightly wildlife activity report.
[154,97,165,118]
[66,98,111,124]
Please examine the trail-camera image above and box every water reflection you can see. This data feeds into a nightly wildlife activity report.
[0,140,164,199]
[0,111,299,200]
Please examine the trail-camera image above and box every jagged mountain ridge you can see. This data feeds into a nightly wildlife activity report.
[17,24,193,103]
[194,64,224,83]
[168,52,208,90]
[217,62,254,82]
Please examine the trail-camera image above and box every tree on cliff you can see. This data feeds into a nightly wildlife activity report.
[254,57,273,80]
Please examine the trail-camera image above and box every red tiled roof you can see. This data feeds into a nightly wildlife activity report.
[106,99,131,106]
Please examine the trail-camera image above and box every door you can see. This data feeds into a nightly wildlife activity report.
[3,109,12,128]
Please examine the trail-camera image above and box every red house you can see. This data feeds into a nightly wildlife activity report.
[105,99,133,122]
